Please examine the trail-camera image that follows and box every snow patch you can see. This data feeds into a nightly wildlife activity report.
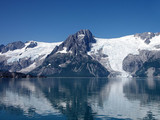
[19,62,37,73]
[57,47,72,54]
[78,34,85,37]
[78,34,85,40]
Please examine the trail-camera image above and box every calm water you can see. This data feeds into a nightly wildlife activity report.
[0,77,160,120]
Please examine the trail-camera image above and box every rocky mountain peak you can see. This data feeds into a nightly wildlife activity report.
[51,29,96,55]
[0,44,5,52]
[77,29,93,38]
[26,41,38,49]
[134,32,156,44]
[67,29,95,43]
[0,41,25,53]
[155,32,160,36]
[77,29,90,34]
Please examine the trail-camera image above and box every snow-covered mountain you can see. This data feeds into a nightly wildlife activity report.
[1,30,160,77]
[0,41,61,73]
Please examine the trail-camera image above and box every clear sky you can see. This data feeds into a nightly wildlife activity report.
[0,0,160,45]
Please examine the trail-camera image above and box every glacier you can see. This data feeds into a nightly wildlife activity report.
[89,33,160,77]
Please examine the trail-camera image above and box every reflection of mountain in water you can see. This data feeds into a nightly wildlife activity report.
[37,78,108,120]
[0,78,160,120]
[123,78,160,120]
[0,78,108,119]
[90,78,160,120]
[0,78,61,118]
[141,111,158,120]
[123,78,160,104]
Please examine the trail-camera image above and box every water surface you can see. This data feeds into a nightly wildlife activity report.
[0,77,160,120]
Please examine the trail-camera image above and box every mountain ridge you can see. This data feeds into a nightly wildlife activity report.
[1,30,160,77]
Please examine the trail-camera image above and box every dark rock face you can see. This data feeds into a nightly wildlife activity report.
[123,54,143,74]
[31,30,110,77]
[123,50,160,77]
[26,41,37,49]
[32,54,109,77]
[134,32,156,44]
[155,32,160,36]
[0,45,5,52]
[0,71,35,78]
[0,41,25,53]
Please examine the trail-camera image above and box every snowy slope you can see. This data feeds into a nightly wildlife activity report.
[0,41,61,73]
[89,33,160,77]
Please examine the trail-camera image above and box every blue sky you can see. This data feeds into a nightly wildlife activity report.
[0,0,160,44]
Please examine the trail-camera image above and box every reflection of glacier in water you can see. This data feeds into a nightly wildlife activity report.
[0,77,160,120]
[90,77,160,120]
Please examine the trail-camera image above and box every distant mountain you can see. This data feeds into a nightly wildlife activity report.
[1,30,160,77]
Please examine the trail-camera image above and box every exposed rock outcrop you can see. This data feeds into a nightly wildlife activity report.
[123,50,160,77]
